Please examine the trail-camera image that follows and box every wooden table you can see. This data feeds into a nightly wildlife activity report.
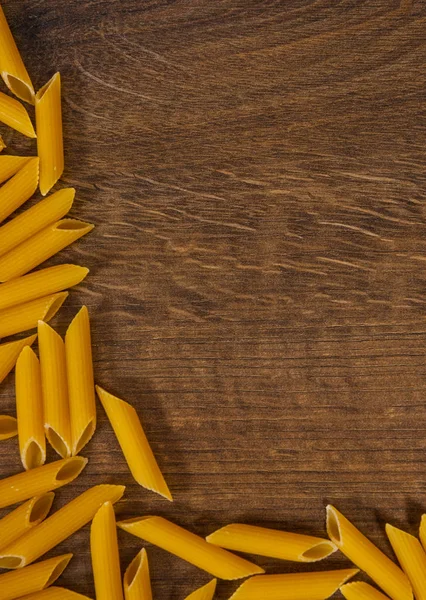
[0,0,425,597]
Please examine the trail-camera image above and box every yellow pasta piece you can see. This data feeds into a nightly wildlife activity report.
[184,579,217,600]
[0,4,34,104]
[206,524,337,562]
[0,91,36,137]
[96,386,172,500]
[0,187,75,257]
[386,523,426,600]
[0,415,17,440]
[66,307,96,455]
[14,589,93,600]
[0,265,87,312]
[0,554,72,600]
[341,582,392,600]
[118,516,264,580]
[0,456,86,509]
[327,506,412,600]
[0,292,68,339]
[229,569,359,600]
[0,155,31,184]
[0,334,37,383]
[0,135,5,151]
[124,548,152,600]
[419,515,426,552]
[16,346,46,469]
[35,73,63,195]
[38,320,71,458]
[0,218,94,281]
[91,502,124,600]
[0,157,39,224]
[0,484,125,568]
[0,493,54,551]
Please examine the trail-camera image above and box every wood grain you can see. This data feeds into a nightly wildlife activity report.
[0,0,426,597]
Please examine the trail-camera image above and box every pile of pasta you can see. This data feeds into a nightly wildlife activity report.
[0,3,425,600]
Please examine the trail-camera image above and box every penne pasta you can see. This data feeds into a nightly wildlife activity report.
[118,516,264,580]
[0,415,17,440]
[14,589,93,600]
[91,502,124,600]
[66,307,96,455]
[35,72,63,196]
[0,218,94,281]
[0,157,39,224]
[326,505,413,600]
[386,523,426,600]
[0,456,87,509]
[0,554,72,600]
[0,187,75,257]
[229,569,359,600]
[184,579,217,600]
[0,135,5,151]
[38,320,71,458]
[0,90,36,137]
[0,484,125,568]
[0,155,31,184]
[16,346,46,469]
[206,523,336,562]
[96,386,171,500]
[123,548,152,600]
[341,582,392,600]
[0,334,37,383]
[0,292,68,339]
[0,493,54,551]
[0,4,35,104]
[0,265,87,312]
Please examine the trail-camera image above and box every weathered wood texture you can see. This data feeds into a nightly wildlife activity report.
[0,0,426,597]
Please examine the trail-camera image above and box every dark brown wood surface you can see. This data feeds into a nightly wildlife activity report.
[1,0,426,597]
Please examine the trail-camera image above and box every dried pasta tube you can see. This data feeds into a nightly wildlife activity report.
[66,307,96,456]
[0,187,75,257]
[0,456,87,509]
[0,292,68,339]
[341,582,392,600]
[0,493,54,551]
[123,548,152,600]
[326,505,413,600]
[386,524,426,600]
[184,579,217,600]
[35,72,63,195]
[38,320,71,458]
[16,346,46,469]
[0,155,31,184]
[0,90,35,137]
[0,157,39,224]
[91,502,124,600]
[0,219,93,281]
[0,4,35,103]
[229,569,359,600]
[206,523,336,562]
[118,516,264,580]
[0,334,37,383]
[0,554,72,600]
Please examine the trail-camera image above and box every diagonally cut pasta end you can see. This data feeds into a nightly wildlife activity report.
[21,437,46,470]
[44,553,73,586]
[326,505,342,546]
[124,547,148,590]
[54,219,95,234]
[42,291,69,323]
[341,582,391,600]
[26,492,55,526]
[0,554,25,568]
[2,72,35,104]
[36,71,60,102]
[72,417,96,456]
[301,539,338,562]
[0,415,18,440]
[46,426,72,458]
[53,456,88,483]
